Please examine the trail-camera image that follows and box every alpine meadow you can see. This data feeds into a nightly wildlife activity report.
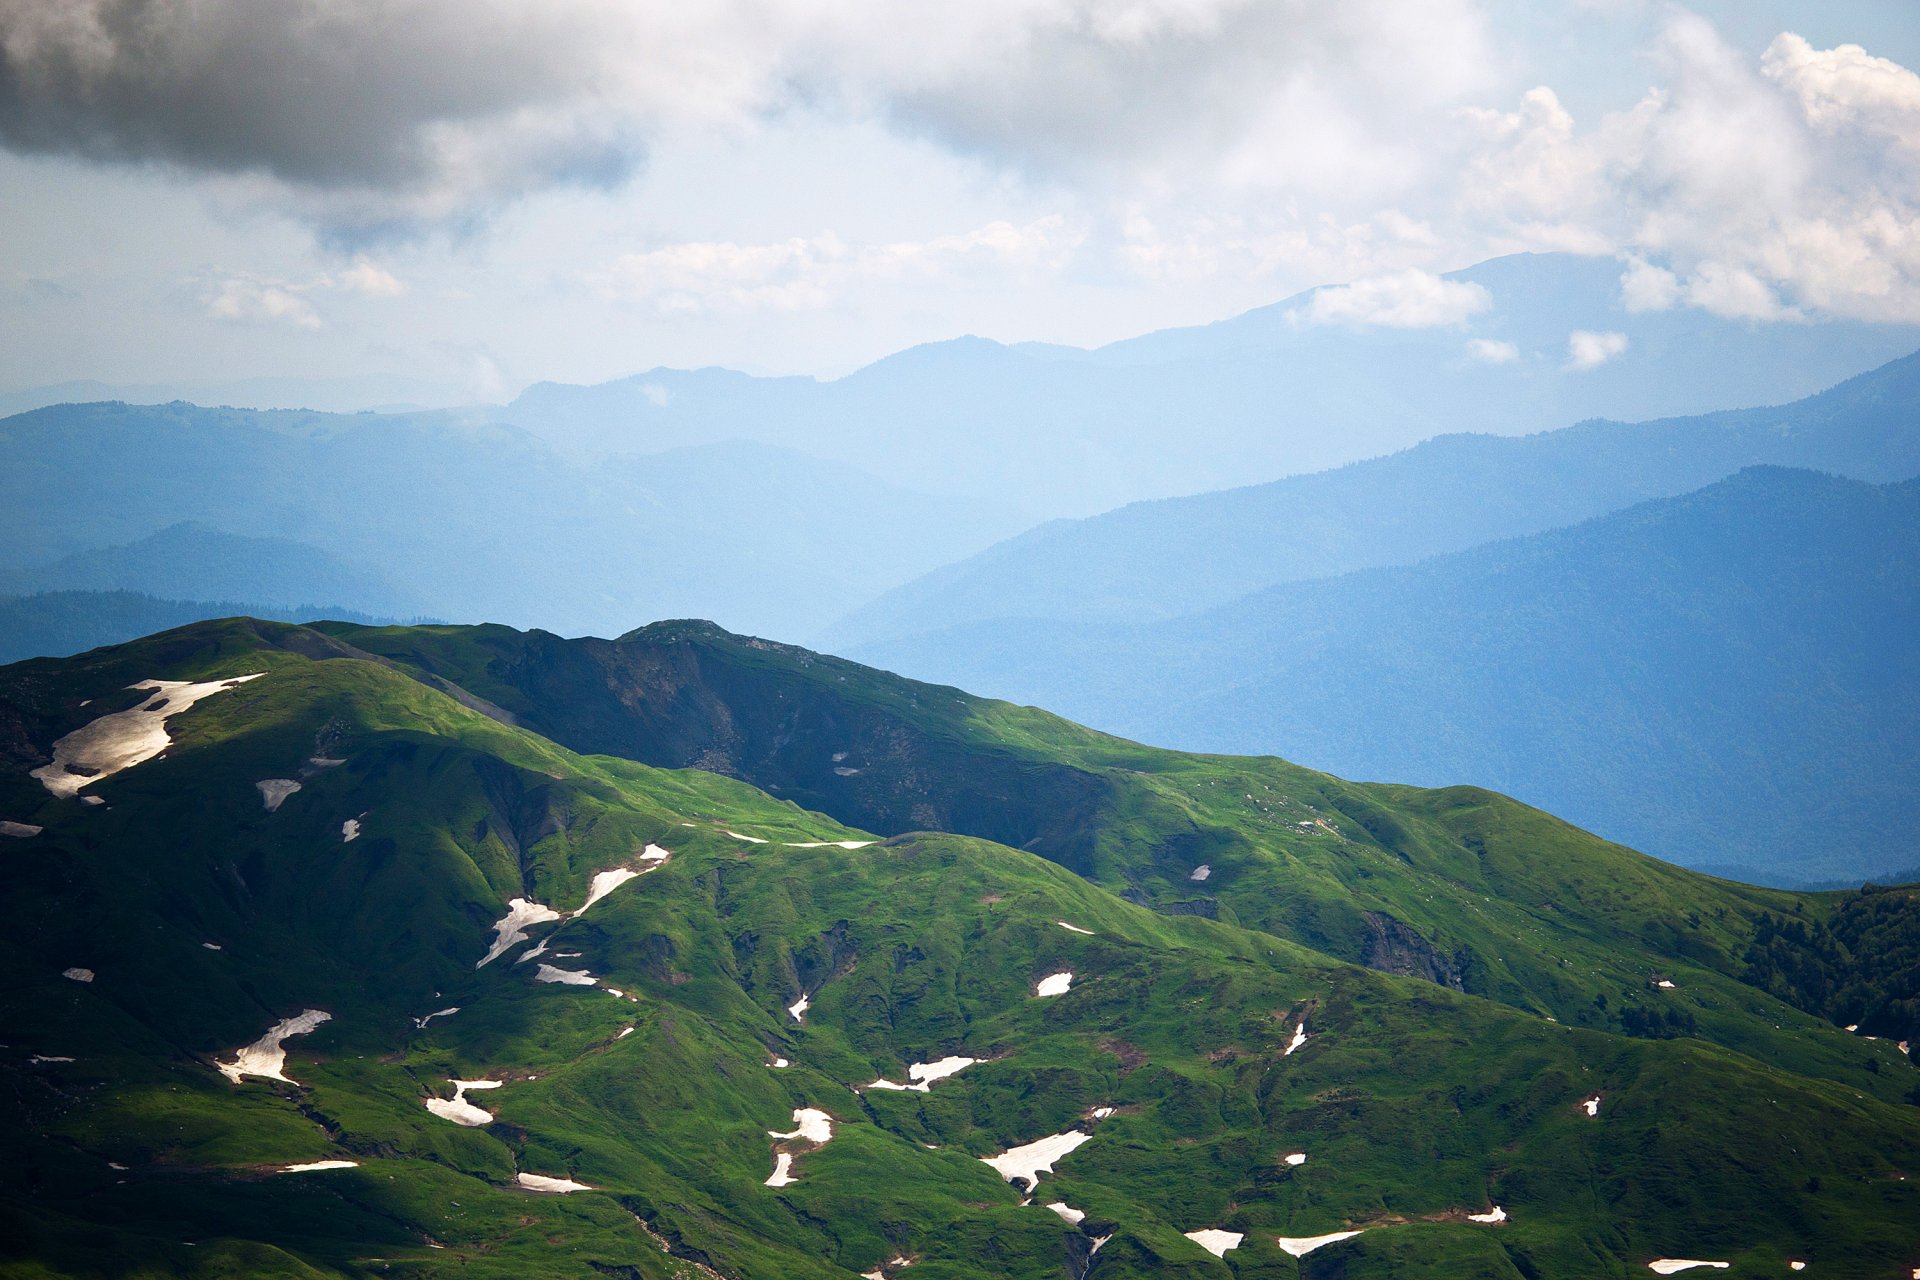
[1,3,1917,1279]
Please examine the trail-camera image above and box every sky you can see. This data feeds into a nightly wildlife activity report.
[0,0,1916,399]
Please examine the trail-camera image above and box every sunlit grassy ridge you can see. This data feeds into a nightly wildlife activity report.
[0,618,1915,1278]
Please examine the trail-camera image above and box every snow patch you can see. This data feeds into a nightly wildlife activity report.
[869,1055,979,1092]
[1284,1152,1308,1166]
[1284,1020,1309,1055]
[725,831,767,844]
[641,843,672,861]
[424,1078,500,1127]
[32,674,264,799]
[516,1172,593,1193]
[1185,1229,1243,1258]
[477,898,561,967]
[1047,1202,1085,1225]
[280,1160,356,1173]
[533,964,596,986]
[1655,979,1677,989]
[29,1054,74,1064]
[216,1009,331,1085]
[1057,921,1093,935]
[1189,864,1211,881]
[62,967,94,983]
[981,1131,1091,1191]
[617,1026,635,1039]
[1035,972,1073,997]
[768,1108,833,1145]
[413,1007,459,1028]
[80,796,104,806]
[1090,1107,1115,1120]
[769,1057,790,1069]
[256,779,301,811]
[1468,1206,1507,1224]
[202,942,222,951]
[1277,1231,1364,1257]
[574,867,642,917]
[1,820,43,837]
[789,992,810,1021]
[1582,1096,1601,1117]
[1789,1264,1806,1272]
[765,1152,796,1187]
[1647,1264,1728,1275]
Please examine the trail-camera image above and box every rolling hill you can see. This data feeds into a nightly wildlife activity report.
[1,616,1915,1279]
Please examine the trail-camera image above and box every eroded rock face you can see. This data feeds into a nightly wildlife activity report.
[1361,910,1465,991]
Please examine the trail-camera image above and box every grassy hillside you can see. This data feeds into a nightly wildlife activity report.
[2,618,1916,1278]
[325,618,1920,1106]
[837,467,1920,886]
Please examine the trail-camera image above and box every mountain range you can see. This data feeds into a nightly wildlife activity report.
[1,616,1916,1278]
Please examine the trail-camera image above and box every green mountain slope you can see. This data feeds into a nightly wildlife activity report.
[325,620,1919,1104]
[2,619,1916,1279]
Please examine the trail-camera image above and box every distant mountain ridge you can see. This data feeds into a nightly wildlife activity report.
[845,466,1920,885]
[505,252,1920,516]
[832,347,1920,649]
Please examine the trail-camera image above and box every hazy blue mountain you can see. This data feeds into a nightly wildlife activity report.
[849,468,1920,886]
[504,252,1920,517]
[0,372,473,417]
[0,402,1023,641]
[832,348,1920,650]
[0,591,408,665]
[1,522,425,617]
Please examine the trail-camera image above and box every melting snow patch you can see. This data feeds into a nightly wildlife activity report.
[1189,864,1211,881]
[1035,972,1073,997]
[280,1160,356,1173]
[1582,1096,1601,1117]
[617,1026,634,1039]
[1284,1021,1309,1055]
[1647,1264,1728,1275]
[308,756,345,769]
[1047,1202,1086,1225]
[424,1079,500,1127]
[1468,1206,1507,1224]
[1277,1231,1364,1257]
[1090,1107,1115,1120]
[202,943,222,951]
[981,1131,1091,1191]
[32,674,264,799]
[574,868,642,917]
[1284,1152,1308,1166]
[29,1054,74,1064]
[769,1108,833,1144]
[766,1152,796,1187]
[533,964,596,986]
[1057,921,1094,935]
[256,779,301,811]
[1788,1264,1806,1272]
[1655,979,1676,989]
[62,968,94,983]
[340,818,361,842]
[413,1007,459,1028]
[788,992,810,1021]
[725,831,767,844]
[81,796,104,806]
[770,1057,790,1069]
[216,1009,331,1085]
[642,843,672,861]
[477,898,562,967]
[1185,1230,1243,1258]
[0,820,42,837]
[869,1055,979,1092]
[516,1172,592,1193]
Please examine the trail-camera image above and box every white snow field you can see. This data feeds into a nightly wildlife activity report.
[765,1152,796,1187]
[216,1009,332,1084]
[515,1172,593,1193]
[1276,1231,1364,1256]
[533,964,597,986]
[256,779,301,811]
[868,1055,979,1092]
[1047,1203,1086,1225]
[1647,1263,1729,1275]
[1184,1229,1243,1257]
[788,992,811,1021]
[768,1108,833,1145]
[981,1131,1091,1190]
[477,898,562,967]
[32,674,264,799]
[1035,972,1074,997]
[424,1079,501,1127]
[279,1160,357,1173]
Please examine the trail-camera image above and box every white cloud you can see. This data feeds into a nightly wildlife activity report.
[1466,337,1518,363]
[331,260,405,297]
[1295,269,1491,328]
[203,275,323,330]
[595,217,1085,313]
[1761,33,1920,137]
[1565,329,1627,370]
[1619,257,1680,311]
